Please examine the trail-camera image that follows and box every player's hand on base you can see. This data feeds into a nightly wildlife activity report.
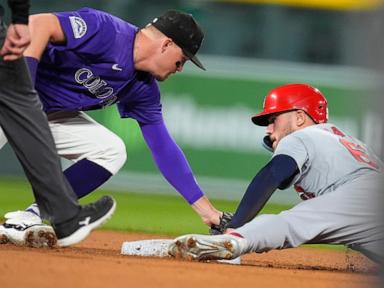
[209,212,234,235]
[1,24,31,61]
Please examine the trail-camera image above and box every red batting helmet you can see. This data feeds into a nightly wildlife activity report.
[251,83,328,126]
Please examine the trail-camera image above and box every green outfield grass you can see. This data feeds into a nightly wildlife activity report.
[0,177,289,235]
[0,177,346,251]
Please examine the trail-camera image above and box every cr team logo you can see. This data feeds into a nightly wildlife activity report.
[69,16,87,39]
[75,68,117,107]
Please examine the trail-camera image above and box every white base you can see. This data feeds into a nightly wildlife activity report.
[120,239,241,265]
[121,239,173,257]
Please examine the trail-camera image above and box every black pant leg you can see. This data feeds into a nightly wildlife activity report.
[0,23,79,224]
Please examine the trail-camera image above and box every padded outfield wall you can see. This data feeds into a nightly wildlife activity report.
[0,56,381,203]
[85,56,382,204]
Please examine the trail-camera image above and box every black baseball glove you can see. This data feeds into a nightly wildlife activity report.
[209,212,233,235]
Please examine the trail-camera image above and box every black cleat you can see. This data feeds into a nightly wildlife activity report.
[54,196,116,247]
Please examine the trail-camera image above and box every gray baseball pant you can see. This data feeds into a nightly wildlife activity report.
[0,19,79,224]
[237,172,384,264]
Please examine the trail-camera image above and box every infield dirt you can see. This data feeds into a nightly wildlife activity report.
[0,230,380,288]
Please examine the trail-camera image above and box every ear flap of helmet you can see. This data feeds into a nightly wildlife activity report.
[262,135,273,152]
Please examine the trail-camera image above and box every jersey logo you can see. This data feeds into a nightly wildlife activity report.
[69,16,87,39]
[74,68,118,108]
[112,64,123,71]
[78,216,91,226]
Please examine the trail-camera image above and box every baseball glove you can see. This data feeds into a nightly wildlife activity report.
[209,212,233,235]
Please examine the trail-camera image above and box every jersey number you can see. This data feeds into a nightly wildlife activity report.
[331,126,379,170]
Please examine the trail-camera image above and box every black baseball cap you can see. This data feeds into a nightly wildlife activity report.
[150,10,206,70]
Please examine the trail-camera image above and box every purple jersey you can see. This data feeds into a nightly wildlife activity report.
[35,7,163,124]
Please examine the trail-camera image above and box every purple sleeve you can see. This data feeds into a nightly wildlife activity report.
[53,8,117,55]
[25,56,38,84]
[140,120,204,204]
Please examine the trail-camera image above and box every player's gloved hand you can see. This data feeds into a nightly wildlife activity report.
[209,212,233,235]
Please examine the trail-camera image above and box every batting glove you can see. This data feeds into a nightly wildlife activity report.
[209,212,233,235]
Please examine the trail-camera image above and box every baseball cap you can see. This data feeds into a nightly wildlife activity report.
[150,10,206,70]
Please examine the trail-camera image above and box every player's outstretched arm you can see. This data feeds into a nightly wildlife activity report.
[24,13,65,60]
[139,120,222,226]
[190,195,223,226]
[227,154,299,229]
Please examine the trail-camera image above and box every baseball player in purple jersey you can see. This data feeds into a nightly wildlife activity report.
[169,84,384,264]
[0,8,226,246]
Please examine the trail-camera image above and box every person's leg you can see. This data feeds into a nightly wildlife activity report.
[236,173,384,261]
[0,55,117,247]
[4,110,126,220]
[170,173,384,264]
[48,111,127,199]
[0,31,79,224]
[0,22,117,248]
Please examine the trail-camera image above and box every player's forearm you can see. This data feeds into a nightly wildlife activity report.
[191,196,221,225]
[140,121,222,225]
[24,14,65,59]
[140,121,204,204]
[228,154,299,229]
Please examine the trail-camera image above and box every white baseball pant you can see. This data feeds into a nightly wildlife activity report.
[0,111,127,175]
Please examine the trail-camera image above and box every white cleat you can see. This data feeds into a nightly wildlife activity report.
[0,216,57,248]
[4,210,42,223]
[0,225,10,244]
[168,234,245,261]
